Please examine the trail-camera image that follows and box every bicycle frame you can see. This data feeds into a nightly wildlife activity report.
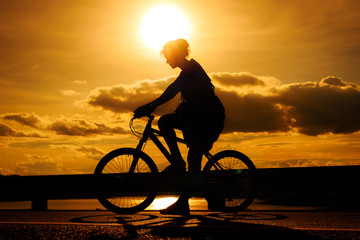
[130,115,214,173]
[95,115,257,213]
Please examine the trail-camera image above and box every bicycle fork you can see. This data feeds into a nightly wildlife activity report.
[128,138,147,174]
[205,153,224,171]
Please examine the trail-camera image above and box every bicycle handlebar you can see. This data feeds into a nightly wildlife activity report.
[130,114,186,144]
[132,114,154,121]
[130,114,155,138]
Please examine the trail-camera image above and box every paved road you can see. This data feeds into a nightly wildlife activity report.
[0,210,359,239]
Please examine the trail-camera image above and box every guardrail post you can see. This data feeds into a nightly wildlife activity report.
[31,197,47,211]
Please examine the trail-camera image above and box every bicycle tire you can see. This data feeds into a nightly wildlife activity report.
[203,150,256,212]
[94,148,158,214]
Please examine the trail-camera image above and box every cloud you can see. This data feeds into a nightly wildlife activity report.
[1,112,127,137]
[211,72,266,87]
[273,76,360,135]
[82,74,360,136]
[218,75,360,135]
[0,123,43,137]
[218,91,291,133]
[2,113,40,128]
[4,74,356,138]
[61,89,81,96]
[259,158,339,169]
[14,155,72,175]
[0,167,17,176]
[73,80,87,85]
[48,118,126,136]
[83,76,176,113]
[320,76,348,87]
[75,145,104,160]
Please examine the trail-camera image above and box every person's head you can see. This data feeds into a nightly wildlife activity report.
[161,39,190,68]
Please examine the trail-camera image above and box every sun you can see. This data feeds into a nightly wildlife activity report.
[140,5,190,51]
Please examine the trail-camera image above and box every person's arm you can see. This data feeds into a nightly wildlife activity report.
[133,78,181,117]
[149,80,180,107]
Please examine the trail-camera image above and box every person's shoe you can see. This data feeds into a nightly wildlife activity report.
[160,201,190,216]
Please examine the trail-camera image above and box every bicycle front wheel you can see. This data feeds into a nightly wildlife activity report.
[94,148,158,214]
[203,150,256,212]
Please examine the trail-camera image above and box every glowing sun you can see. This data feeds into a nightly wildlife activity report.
[140,5,190,50]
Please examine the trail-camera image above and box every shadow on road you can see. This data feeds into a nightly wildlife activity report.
[71,212,321,240]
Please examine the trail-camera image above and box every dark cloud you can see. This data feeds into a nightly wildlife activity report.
[321,76,347,87]
[1,112,128,137]
[0,123,43,137]
[218,91,291,133]
[2,113,40,128]
[75,146,104,160]
[76,146,104,155]
[48,120,126,136]
[219,75,360,135]
[320,76,357,88]
[83,74,360,136]
[85,77,174,112]
[48,119,126,136]
[274,77,360,135]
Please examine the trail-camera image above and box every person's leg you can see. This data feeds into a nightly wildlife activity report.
[178,146,203,201]
[158,114,186,170]
[187,147,203,175]
[160,146,203,216]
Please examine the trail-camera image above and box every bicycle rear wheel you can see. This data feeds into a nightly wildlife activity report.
[94,148,158,214]
[203,150,256,212]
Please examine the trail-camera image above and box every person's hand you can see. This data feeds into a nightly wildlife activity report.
[133,103,156,118]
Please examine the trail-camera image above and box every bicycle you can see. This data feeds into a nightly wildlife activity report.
[94,115,256,214]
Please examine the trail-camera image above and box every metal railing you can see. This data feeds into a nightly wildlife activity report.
[1,166,359,210]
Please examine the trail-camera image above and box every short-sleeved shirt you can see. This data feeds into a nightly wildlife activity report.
[172,59,225,150]
[175,59,215,105]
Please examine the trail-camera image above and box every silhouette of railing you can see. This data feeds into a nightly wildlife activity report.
[1,166,359,210]
[0,174,95,210]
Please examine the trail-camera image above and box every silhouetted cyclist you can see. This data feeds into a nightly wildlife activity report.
[134,39,225,216]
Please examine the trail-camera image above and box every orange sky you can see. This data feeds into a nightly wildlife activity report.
[1,0,360,175]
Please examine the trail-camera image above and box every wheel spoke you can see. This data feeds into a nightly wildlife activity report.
[94,149,158,214]
[204,151,256,212]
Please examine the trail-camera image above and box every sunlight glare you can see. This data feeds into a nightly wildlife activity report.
[149,197,178,210]
[140,5,190,51]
